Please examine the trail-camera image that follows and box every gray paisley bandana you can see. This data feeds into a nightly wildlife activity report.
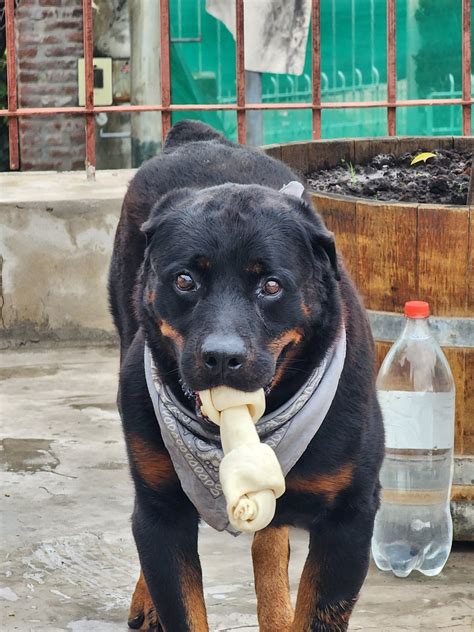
[144,326,346,535]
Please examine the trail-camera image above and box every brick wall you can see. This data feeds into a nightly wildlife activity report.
[15,0,85,170]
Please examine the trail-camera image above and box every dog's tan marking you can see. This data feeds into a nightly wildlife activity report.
[159,319,184,349]
[196,256,211,270]
[147,290,156,305]
[271,344,300,389]
[316,600,354,629]
[268,328,303,359]
[128,434,178,489]
[180,559,209,631]
[286,462,354,503]
[300,300,311,318]
[128,570,160,630]
[246,261,264,274]
[293,566,356,631]
[252,526,294,632]
[292,555,318,632]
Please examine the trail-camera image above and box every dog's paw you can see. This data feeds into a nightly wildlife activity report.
[128,571,163,631]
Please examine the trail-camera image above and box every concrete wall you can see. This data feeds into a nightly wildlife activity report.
[0,170,135,348]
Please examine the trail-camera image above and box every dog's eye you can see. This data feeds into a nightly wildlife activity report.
[262,279,282,296]
[175,273,195,291]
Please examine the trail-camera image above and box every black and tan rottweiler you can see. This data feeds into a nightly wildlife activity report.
[109,120,384,632]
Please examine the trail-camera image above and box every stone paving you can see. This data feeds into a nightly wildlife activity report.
[1,347,473,631]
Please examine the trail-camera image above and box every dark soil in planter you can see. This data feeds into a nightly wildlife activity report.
[307,149,472,205]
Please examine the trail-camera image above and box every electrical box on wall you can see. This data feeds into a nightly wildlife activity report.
[78,58,113,106]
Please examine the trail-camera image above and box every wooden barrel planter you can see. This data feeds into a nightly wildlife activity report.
[264,136,474,540]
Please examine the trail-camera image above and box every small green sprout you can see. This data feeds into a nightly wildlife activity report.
[342,158,357,184]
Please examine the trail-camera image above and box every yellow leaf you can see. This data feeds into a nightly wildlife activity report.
[410,152,437,166]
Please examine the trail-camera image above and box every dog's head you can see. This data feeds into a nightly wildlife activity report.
[138,184,341,408]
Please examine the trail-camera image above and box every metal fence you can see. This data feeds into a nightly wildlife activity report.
[1,0,473,179]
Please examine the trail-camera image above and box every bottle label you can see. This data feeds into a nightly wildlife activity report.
[377,390,455,450]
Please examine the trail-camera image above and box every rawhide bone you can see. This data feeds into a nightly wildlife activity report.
[199,386,285,532]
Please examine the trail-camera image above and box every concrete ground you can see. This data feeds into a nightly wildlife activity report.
[1,347,473,632]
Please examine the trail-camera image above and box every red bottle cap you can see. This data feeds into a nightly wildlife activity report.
[404,300,430,318]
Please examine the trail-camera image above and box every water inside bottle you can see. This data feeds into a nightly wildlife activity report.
[372,392,454,577]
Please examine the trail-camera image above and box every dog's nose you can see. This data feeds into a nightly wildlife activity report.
[201,334,246,376]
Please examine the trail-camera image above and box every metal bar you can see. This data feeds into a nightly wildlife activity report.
[82,0,95,179]
[3,0,473,167]
[235,0,246,144]
[386,0,397,135]
[5,0,19,170]
[311,0,322,139]
[2,98,474,118]
[160,0,172,142]
[368,310,474,349]
[462,0,472,136]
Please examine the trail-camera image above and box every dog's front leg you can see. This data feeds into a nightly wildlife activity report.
[132,498,208,632]
[252,525,294,631]
[292,507,375,632]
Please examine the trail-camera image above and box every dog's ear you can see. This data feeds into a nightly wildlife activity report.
[310,225,340,281]
[141,188,192,241]
[141,214,161,242]
[293,199,340,281]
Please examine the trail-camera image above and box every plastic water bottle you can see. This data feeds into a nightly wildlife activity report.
[371,300,455,577]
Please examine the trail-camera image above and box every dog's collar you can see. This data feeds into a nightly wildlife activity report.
[144,326,346,535]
